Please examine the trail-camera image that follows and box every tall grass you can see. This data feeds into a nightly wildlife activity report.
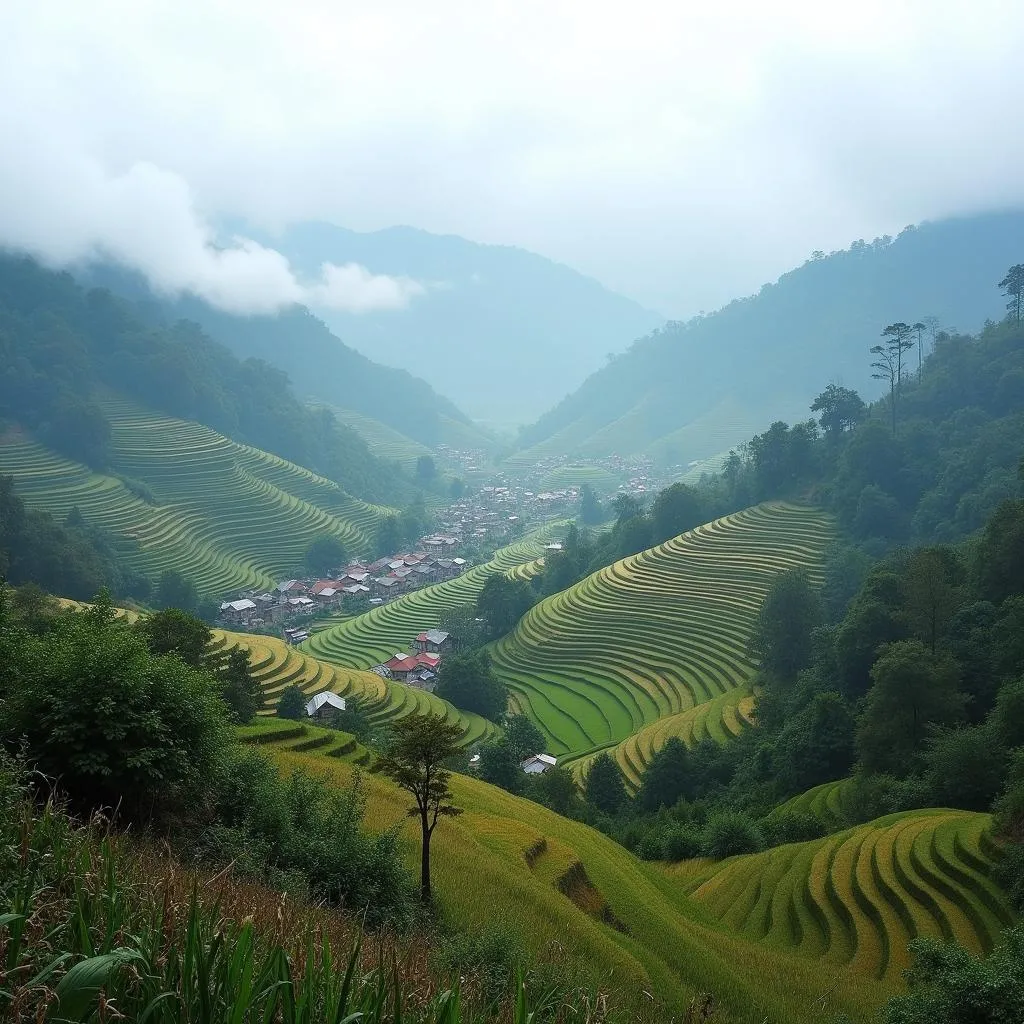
[0,758,636,1023]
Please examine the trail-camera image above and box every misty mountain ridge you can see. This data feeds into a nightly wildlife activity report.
[78,262,491,455]
[517,210,1024,465]
[242,221,664,425]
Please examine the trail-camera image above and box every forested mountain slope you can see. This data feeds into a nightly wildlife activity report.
[0,254,417,505]
[251,222,662,423]
[518,211,1024,464]
[79,261,490,453]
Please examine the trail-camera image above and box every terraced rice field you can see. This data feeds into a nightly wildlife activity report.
[0,398,393,595]
[491,503,832,768]
[236,717,372,764]
[303,523,565,671]
[323,407,433,469]
[505,557,545,582]
[213,628,497,747]
[670,809,1015,985]
[771,778,859,826]
[568,684,756,792]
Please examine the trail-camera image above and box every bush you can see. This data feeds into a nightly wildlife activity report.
[760,811,827,847]
[0,597,228,822]
[205,747,416,928]
[636,828,665,861]
[663,825,702,861]
[883,924,1024,1023]
[993,843,1024,913]
[702,811,762,859]
[277,684,307,720]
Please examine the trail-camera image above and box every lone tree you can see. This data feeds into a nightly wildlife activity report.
[871,323,915,435]
[376,714,463,904]
[999,264,1024,324]
[584,752,628,814]
[912,321,927,378]
[810,384,866,438]
[304,535,347,576]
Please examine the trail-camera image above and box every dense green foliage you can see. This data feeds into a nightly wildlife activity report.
[0,592,229,820]
[0,474,142,599]
[714,319,1024,556]
[434,652,509,722]
[583,754,627,815]
[0,254,415,505]
[883,925,1024,1024]
[0,590,416,924]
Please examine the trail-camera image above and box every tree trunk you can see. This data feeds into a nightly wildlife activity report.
[420,815,432,904]
[891,382,897,436]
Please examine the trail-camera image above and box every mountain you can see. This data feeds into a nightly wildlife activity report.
[250,222,663,424]
[0,253,420,503]
[517,210,1024,465]
[80,264,489,454]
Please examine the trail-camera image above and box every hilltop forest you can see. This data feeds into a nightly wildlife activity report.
[0,254,422,503]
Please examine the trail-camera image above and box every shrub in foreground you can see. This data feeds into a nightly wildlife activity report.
[702,810,762,859]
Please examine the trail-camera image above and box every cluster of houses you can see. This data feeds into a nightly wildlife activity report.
[218,547,469,633]
[374,628,452,691]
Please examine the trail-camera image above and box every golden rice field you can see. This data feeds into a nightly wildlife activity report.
[303,523,565,671]
[213,628,498,747]
[567,684,756,792]
[0,397,393,595]
[491,503,832,778]
[669,809,1015,986]
[772,777,859,826]
[267,739,1016,1024]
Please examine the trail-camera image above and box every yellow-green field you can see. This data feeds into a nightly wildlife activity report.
[213,627,498,747]
[670,808,1015,986]
[0,398,394,595]
[264,738,1015,1023]
[491,503,832,781]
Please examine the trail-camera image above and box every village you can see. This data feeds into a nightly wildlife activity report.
[215,476,583,642]
[216,532,471,644]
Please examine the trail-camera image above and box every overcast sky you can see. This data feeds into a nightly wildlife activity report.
[3,0,1024,318]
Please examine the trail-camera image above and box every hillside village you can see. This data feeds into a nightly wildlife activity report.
[217,539,469,637]
[216,479,581,639]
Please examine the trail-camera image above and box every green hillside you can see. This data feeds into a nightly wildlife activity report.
[326,408,434,468]
[517,212,1024,463]
[490,503,832,772]
[263,739,1014,1023]
[670,808,1014,987]
[303,523,565,670]
[0,398,394,596]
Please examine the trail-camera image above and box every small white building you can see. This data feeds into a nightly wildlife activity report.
[219,598,257,624]
[521,753,558,775]
[305,691,347,720]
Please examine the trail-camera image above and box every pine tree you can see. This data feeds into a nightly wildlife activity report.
[584,752,628,814]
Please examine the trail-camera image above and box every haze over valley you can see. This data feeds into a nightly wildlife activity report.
[2,4,1024,1023]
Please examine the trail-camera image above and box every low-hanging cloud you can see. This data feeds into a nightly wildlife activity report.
[0,124,426,316]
